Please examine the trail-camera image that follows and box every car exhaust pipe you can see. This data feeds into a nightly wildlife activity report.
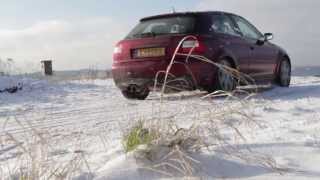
[127,84,139,93]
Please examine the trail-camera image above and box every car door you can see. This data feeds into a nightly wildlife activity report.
[231,15,278,81]
[209,13,251,75]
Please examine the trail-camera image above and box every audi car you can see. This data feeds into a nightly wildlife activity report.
[112,11,291,100]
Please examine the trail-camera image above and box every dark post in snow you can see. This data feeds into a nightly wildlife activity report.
[41,60,53,76]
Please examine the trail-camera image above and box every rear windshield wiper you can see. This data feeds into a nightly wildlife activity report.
[134,32,156,38]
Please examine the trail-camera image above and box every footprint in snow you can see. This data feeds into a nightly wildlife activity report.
[293,107,314,113]
[50,149,71,156]
[263,106,281,113]
[290,129,305,134]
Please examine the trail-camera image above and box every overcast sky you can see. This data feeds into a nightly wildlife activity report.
[0,0,319,71]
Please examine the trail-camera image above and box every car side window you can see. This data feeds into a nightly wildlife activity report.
[232,15,263,40]
[210,14,240,37]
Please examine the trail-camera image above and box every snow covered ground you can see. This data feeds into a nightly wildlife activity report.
[1,75,320,179]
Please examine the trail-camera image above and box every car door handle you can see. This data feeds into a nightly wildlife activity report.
[250,46,255,50]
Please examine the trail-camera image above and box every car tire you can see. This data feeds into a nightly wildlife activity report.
[214,59,236,92]
[121,87,150,100]
[276,58,291,87]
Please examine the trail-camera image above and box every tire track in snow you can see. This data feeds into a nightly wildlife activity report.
[2,77,320,137]
[1,84,196,135]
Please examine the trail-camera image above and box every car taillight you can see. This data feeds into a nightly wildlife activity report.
[113,44,123,62]
[180,39,206,54]
[113,45,122,54]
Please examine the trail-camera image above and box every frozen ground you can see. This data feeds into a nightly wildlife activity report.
[0,75,320,179]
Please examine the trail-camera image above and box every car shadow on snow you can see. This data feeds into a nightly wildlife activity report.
[147,91,208,101]
[151,83,320,102]
[147,85,273,102]
[147,78,320,102]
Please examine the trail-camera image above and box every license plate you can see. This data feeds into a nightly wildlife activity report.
[133,47,165,58]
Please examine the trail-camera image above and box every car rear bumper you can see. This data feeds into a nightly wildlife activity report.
[112,59,168,90]
[112,57,216,91]
[113,77,152,91]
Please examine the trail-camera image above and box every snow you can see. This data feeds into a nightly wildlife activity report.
[1,76,320,179]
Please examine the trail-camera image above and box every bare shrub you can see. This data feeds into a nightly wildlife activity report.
[0,58,32,76]
[0,58,16,76]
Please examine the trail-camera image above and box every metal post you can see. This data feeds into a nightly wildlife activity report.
[41,60,53,76]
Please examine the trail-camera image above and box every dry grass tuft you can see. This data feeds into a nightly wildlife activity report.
[122,35,284,178]
[122,119,204,177]
[1,118,92,180]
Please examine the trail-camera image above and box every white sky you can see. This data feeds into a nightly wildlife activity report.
[0,0,319,71]
[197,0,320,68]
[0,17,128,71]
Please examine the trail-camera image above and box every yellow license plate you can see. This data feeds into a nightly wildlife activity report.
[135,47,165,58]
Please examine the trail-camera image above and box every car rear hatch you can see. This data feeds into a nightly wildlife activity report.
[112,14,207,85]
[115,15,197,60]
[115,35,190,61]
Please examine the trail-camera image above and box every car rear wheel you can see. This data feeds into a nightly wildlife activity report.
[121,86,150,100]
[215,60,236,92]
[277,58,291,87]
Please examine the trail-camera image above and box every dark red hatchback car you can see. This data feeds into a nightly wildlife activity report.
[112,11,291,100]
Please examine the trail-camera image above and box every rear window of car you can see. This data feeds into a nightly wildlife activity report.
[125,16,195,39]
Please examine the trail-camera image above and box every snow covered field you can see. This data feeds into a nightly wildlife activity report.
[1,75,320,179]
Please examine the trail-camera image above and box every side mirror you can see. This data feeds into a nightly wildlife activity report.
[256,33,273,45]
[264,33,273,41]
